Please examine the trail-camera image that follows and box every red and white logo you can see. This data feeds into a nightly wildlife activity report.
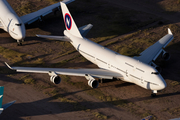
[64,13,72,30]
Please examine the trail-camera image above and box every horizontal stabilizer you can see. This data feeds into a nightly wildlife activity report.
[168,28,173,35]
[0,108,3,114]
[36,35,71,42]
[0,86,15,114]
[2,100,16,110]
[79,24,93,37]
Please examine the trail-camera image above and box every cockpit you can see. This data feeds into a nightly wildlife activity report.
[15,23,22,26]
[151,72,159,75]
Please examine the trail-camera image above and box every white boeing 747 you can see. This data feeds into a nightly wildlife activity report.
[0,0,74,45]
[5,2,174,96]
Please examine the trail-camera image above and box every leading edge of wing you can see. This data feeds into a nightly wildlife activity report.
[5,63,122,79]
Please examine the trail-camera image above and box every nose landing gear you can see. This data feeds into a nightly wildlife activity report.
[151,90,157,97]
[17,40,24,46]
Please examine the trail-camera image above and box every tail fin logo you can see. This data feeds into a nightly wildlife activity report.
[64,13,72,30]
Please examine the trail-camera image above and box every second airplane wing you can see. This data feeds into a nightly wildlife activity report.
[20,0,74,25]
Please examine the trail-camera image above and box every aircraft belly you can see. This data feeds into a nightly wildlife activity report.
[79,51,95,64]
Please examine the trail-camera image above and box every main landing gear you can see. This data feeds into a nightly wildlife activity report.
[151,90,157,97]
[98,78,103,83]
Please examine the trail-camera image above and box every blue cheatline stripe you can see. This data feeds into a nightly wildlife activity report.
[0,86,4,108]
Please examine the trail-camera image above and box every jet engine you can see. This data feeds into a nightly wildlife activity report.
[85,74,99,88]
[161,50,170,61]
[49,71,61,84]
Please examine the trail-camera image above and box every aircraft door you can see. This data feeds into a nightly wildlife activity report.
[141,77,144,84]
[126,70,129,77]
[108,61,111,69]
[7,19,13,32]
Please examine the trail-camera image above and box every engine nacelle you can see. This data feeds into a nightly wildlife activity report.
[88,79,99,88]
[85,74,99,88]
[49,71,61,84]
[161,50,170,61]
[50,75,61,84]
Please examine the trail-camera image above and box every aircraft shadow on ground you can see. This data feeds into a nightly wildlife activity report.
[1,88,180,120]
[0,93,122,120]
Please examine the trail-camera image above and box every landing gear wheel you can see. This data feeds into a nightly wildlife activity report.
[98,79,103,83]
[151,93,156,97]
[17,40,23,46]
[17,42,22,46]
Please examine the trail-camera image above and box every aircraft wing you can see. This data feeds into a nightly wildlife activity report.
[5,63,122,79]
[134,28,173,64]
[20,0,74,25]
[79,24,93,37]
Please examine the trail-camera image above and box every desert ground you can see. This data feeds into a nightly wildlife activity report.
[0,0,180,120]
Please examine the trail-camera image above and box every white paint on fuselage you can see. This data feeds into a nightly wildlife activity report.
[64,30,166,91]
[0,0,25,41]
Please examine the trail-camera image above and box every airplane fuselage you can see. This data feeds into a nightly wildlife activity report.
[0,0,25,41]
[64,30,166,92]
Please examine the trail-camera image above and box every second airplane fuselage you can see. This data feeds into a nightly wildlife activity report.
[0,0,25,41]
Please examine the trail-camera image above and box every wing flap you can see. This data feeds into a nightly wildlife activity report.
[36,35,71,42]
[134,28,173,64]
[20,0,74,25]
[5,63,122,79]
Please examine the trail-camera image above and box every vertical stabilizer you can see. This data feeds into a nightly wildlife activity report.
[60,2,83,38]
[0,86,4,108]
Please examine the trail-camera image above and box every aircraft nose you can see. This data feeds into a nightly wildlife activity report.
[158,77,167,90]
[16,28,26,40]
[160,80,167,90]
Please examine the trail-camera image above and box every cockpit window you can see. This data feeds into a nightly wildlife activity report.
[15,23,22,26]
[151,72,159,75]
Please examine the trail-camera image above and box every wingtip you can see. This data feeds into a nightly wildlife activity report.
[61,0,75,4]
[4,62,13,70]
[88,24,93,27]
[168,28,173,35]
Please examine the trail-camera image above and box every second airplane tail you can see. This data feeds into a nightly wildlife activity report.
[60,2,83,38]
[0,86,16,114]
[0,86,4,108]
